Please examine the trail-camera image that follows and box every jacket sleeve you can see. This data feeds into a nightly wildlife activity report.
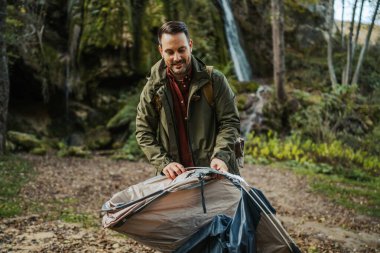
[135,82,173,172]
[210,70,241,172]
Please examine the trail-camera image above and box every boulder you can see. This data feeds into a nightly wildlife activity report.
[85,127,112,150]
[7,131,45,151]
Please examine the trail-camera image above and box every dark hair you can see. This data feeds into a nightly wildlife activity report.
[157,21,190,46]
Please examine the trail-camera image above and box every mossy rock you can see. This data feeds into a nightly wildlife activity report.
[5,140,16,152]
[236,94,249,111]
[57,146,90,158]
[107,93,139,130]
[106,104,134,129]
[85,127,112,150]
[30,146,48,156]
[233,81,260,94]
[112,133,143,161]
[7,131,44,151]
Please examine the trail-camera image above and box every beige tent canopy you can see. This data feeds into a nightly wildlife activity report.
[102,168,300,253]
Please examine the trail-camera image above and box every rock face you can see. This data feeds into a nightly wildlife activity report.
[6,0,330,155]
[6,0,229,154]
[229,0,328,77]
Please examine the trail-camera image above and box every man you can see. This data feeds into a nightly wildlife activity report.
[136,21,240,180]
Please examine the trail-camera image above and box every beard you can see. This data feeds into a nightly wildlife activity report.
[169,58,190,76]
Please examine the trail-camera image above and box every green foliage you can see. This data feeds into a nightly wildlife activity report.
[0,156,34,217]
[113,120,144,161]
[245,131,380,177]
[360,125,380,156]
[289,84,375,144]
[80,0,131,51]
[107,92,140,130]
[161,0,229,65]
[5,5,25,63]
[286,50,330,88]
[355,44,380,92]
[114,131,144,161]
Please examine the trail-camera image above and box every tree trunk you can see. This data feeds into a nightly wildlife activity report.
[341,0,345,48]
[352,0,380,85]
[327,0,338,87]
[131,0,148,74]
[162,0,180,21]
[271,0,286,104]
[352,0,365,55]
[0,0,10,155]
[343,0,358,85]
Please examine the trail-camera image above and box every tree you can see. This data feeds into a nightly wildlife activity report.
[352,0,365,55]
[0,0,10,155]
[271,0,286,104]
[343,0,358,85]
[130,0,148,73]
[327,0,338,86]
[352,0,380,85]
[327,0,378,87]
[341,0,345,48]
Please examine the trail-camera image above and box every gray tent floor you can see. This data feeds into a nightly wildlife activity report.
[0,155,378,253]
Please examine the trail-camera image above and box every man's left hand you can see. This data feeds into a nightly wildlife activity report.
[210,157,228,173]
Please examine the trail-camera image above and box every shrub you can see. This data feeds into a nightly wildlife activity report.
[245,131,380,178]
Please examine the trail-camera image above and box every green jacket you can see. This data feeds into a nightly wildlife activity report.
[136,56,241,174]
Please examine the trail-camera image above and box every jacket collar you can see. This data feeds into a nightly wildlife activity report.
[151,55,210,86]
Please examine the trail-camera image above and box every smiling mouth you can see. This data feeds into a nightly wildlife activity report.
[172,63,183,69]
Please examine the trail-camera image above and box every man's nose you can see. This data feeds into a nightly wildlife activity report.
[173,52,181,62]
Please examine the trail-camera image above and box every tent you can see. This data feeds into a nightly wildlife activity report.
[101,168,301,253]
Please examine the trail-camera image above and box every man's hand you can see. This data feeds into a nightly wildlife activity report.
[162,162,186,180]
[210,158,228,173]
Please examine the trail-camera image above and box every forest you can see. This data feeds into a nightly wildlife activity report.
[0,0,379,252]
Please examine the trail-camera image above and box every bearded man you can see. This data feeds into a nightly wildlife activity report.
[136,21,241,179]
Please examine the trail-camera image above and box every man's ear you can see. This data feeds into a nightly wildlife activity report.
[158,45,163,57]
[189,39,193,52]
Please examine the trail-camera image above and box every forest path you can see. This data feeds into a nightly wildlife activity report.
[0,155,379,252]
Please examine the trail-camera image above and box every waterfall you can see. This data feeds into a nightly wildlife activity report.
[220,0,253,81]
[240,85,272,137]
[64,56,70,124]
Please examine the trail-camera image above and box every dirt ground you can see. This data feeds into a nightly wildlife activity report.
[0,155,379,253]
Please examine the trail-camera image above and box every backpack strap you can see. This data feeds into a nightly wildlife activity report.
[203,66,214,108]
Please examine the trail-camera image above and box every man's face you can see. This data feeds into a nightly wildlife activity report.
[159,32,193,77]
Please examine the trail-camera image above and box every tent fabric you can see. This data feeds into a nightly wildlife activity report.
[101,168,300,253]
[174,188,300,253]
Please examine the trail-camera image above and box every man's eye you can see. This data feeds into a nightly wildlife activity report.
[166,51,174,55]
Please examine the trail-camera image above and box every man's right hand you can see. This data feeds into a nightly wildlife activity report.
[162,162,186,180]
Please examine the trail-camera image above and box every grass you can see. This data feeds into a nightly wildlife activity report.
[59,207,99,228]
[0,156,98,228]
[0,155,35,218]
[272,160,380,217]
[36,197,100,228]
